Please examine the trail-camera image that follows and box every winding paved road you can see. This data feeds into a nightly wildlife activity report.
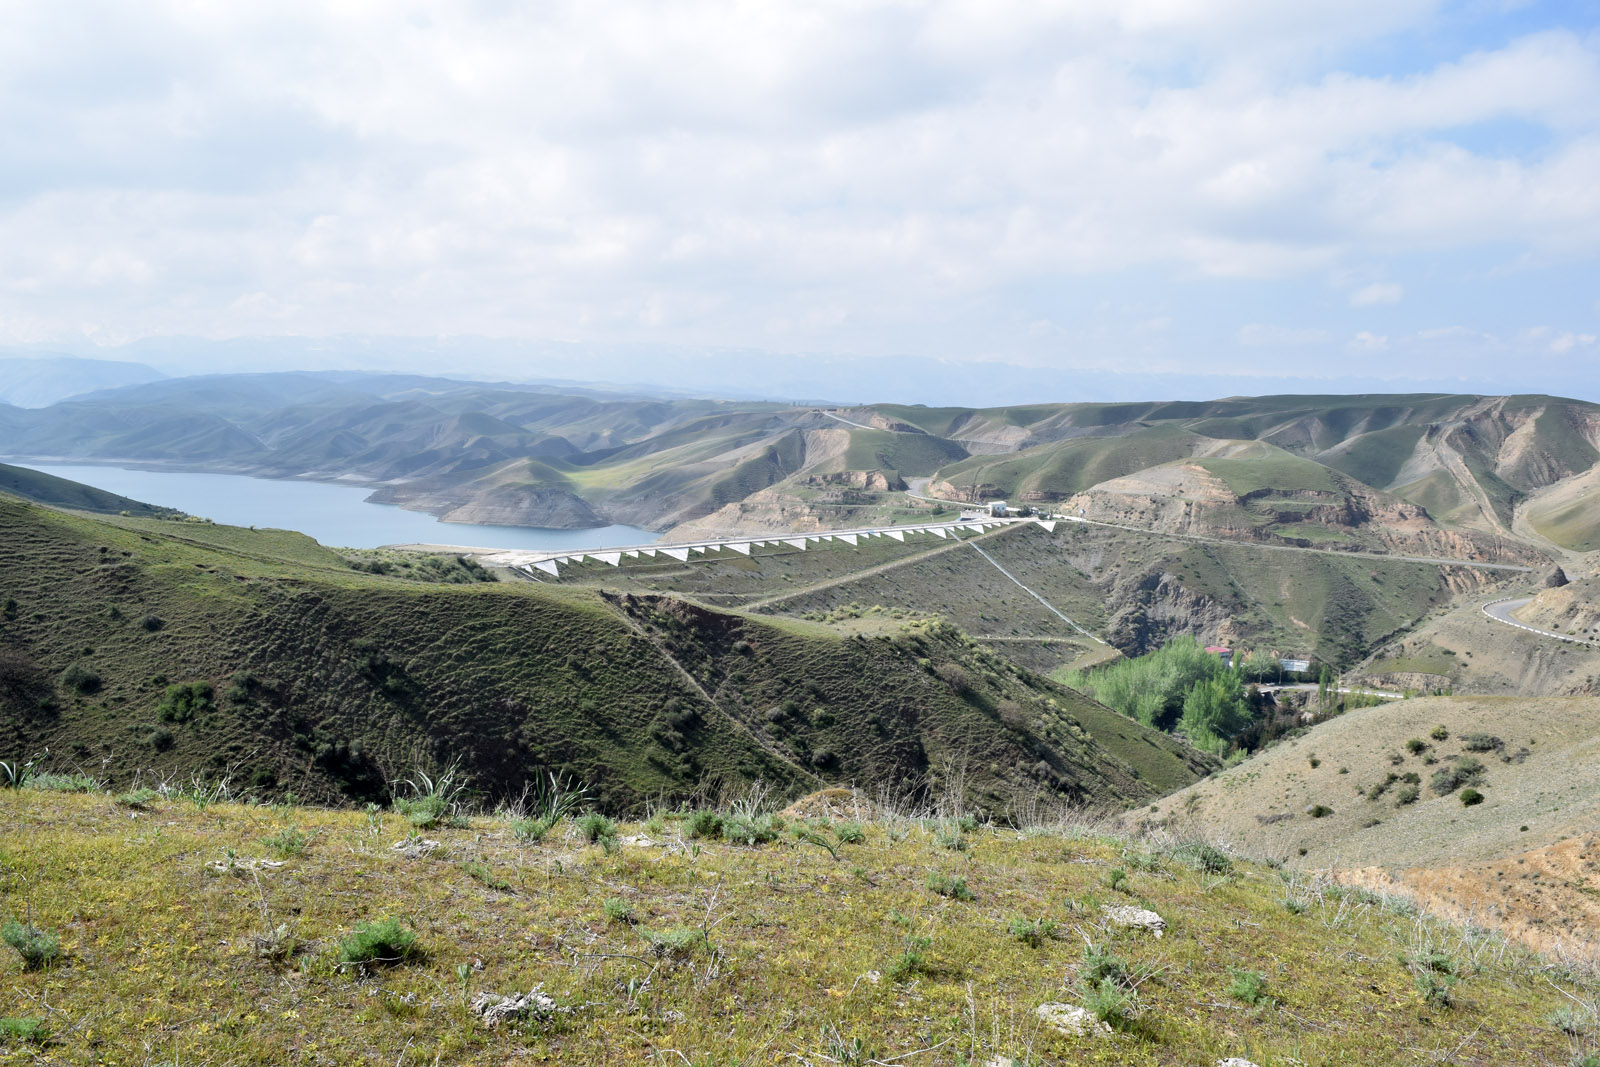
[1481,597,1600,648]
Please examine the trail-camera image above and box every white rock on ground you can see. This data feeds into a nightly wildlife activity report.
[470,987,566,1028]
[1102,904,1167,937]
[1034,1003,1111,1037]
[1217,1059,1262,1067]
[390,838,441,858]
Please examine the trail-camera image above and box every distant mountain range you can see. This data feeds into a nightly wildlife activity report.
[1,373,1596,572]
[0,353,165,407]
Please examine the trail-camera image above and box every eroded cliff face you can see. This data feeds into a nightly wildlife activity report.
[1055,463,1542,565]
[1102,570,1236,656]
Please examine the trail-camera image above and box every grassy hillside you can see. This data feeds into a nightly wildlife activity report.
[930,426,1200,502]
[1142,695,1600,872]
[0,495,1207,812]
[1140,694,1600,962]
[1,787,1594,1065]
[1193,445,1338,496]
[655,522,1499,669]
[838,427,968,477]
[0,461,179,518]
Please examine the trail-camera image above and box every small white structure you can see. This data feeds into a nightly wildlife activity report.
[1280,657,1311,673]
[988,500,1009,517]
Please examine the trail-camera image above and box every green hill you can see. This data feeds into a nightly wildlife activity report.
[0,461,179,517]
[931,426,1200,502]
[0,494,1208,812]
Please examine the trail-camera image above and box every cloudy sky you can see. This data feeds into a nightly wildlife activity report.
[3,0,1598,401]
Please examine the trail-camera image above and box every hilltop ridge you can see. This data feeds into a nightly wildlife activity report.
[0,490,1208,812]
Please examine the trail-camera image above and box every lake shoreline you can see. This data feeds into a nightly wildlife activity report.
[8,461,656,553]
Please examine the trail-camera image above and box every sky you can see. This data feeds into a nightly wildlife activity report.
[2,0,1599,403]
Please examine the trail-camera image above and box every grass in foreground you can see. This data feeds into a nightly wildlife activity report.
[2,788,1598,1065]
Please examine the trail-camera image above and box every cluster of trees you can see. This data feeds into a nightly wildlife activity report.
[1062,636,1272,754]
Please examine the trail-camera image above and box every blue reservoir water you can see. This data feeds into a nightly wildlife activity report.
[13,463,656,552]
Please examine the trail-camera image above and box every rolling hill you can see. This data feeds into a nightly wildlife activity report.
[0,491,1211,813]
[0,461,180,518]
[3,380,1597,567]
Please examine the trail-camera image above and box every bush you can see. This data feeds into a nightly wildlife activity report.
[926,873,974,901]
[721,813,778,846]
[394,764,469,829]
[0,1017,48,1045]
[394,792,448,829]
[888,935,932,980]
[115,788,161,810]
[1105,867,1128,891]
[1080,976,1136,1024]
[934,662,971,693]
[834,821,866,845]
[26,772,98,793]
[1008,916,1058,947]
[1172,842,1233,875]
[1394,784,1421,806]
[1307,804,1334,819]
[1460,733,1502,753]
[575,812,618,846]
[602,897,634,924]
[1,920,61,970]
[1227,968,1268,1005]
[138,615,165,632]
[1081,943,1130,987]
[511,815,556,843]
[646,925,706,960]
[1430,725,1449,741]
[261,827,311,857]
[336,918,420,967]
[157,681,214,723]
[1405,738,1428,755]
[1459,788,1485,807]
[685,810,724,840]
[1430,756,1485,796]
[58,663,101,695]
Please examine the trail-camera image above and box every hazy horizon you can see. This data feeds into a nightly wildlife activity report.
[5,332,1600,410]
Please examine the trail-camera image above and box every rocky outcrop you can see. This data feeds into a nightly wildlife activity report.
[809,470,907,492]
[1547,567,1570,588]
[1104,570,1235,656]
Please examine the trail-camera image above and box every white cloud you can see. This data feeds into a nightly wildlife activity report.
[0,0,1594,383]
[1549,331,1597,352]
[1350,282,1404,306]
[1350,330,1389,350]
[1238,324,1333,346]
